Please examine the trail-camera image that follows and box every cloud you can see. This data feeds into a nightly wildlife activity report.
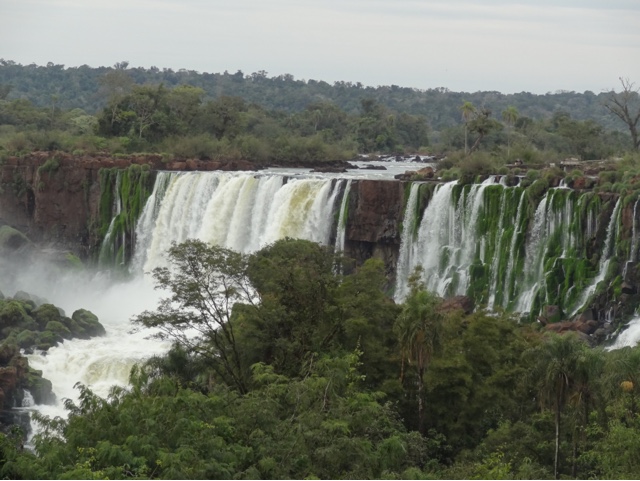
[1,0,639,93]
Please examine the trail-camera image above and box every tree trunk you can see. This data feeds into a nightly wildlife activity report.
[417,365,424,434]
[555,393,561,479]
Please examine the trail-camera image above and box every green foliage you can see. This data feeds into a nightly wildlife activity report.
[36,156,60,176]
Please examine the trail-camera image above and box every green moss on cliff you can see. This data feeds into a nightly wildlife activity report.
[97,165,155,267]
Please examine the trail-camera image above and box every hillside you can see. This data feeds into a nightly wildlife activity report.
[0,60,626,132]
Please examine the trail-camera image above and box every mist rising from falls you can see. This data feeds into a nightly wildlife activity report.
[21,170,351,433]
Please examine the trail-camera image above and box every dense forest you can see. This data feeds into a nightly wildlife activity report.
[0,60,638,168]
[1,239,640,479]
[3,61,640,479]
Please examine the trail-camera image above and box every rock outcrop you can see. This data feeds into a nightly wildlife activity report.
[344,180,405,281]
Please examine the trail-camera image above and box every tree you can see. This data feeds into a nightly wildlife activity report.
[501,105,519,158]
[460,101,476,155]
[199,96,247,140]
[468,108,502,153]
[166,85,204,133]
[526,333,591,479]
[394,272,443,433]
[133,239,256,393]
[128,84,165,139]
[98,63,133,128]
[604,77,640,150]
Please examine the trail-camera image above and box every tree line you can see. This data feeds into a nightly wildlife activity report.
[0,60,634,133]
[1,66,638,166]
[1,238,640,479]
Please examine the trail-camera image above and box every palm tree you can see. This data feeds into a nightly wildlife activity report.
[394,274,443,433]
[526,332,590,479]
[501,105,519,159]
[603,346,640,419]
[460,101,476,155]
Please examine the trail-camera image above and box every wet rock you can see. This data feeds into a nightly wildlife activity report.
[311,166,347,173]
[439,296,474,315]
[542,305,562,324]
[12,291,31,302]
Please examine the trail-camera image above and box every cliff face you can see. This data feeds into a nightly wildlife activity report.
[3,152,640,341]
[0,153,132,256]
[344,180,405,281]
[0,153,265,257]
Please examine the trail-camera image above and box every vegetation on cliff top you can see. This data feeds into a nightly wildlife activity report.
[0,62,638,170]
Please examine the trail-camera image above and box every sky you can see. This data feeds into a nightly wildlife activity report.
[1,0,639,94]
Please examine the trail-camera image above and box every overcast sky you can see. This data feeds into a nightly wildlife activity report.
[1,0,639,94]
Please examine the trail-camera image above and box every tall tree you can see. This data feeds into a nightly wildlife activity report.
[502,105,519,158]
[460,101,476,155]
[133,239,255,394]
[394,273,443,433]
[98,62,134,128]
[468,108,502,153]
[526,333,590,479]
[604,77,640,150]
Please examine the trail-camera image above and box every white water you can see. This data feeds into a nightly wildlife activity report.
[394,183,421,300]
[20,170,350,436]
[21,390,35,408]
[335,180,352,253]
[568,198,621,317]
[133,172,347,272]
[16,272,169,439]
[395,178,497,300]
[608,317,640,349]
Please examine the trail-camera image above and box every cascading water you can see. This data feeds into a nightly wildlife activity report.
[25,170,351,437]
[568,197,621,317]
[98,171,123,265]
[133,172,348,271]
[334,180,352,253]
[395,180,621,320]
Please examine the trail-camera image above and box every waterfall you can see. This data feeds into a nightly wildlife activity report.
[335,180,352,253]
[630,198,639,264]
[21,390,35,408]
[486,187,508,310]
[132,171,347,272]
[569,197,621,316]
[394,183,421,300]
[98,171,123,266]
[395,179,498,300]
[395,180,622,319]
[502,191,526,307]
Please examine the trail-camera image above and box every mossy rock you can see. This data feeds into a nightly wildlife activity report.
[15,330,38,350]
[33,303,62,330]
[0,300,32,328]
[71,309,106,337]
[24,367,55,405]
[36,330,61,350]
[29,294,48,307]
[12,291,31,302]
[62,317,88,339]
[63,252,84,270]
[0,342,19,365]
[0,225,32,254]
[44,320,72,340]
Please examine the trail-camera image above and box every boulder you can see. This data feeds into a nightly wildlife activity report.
[416,166,435,178]
[439,296,474,315]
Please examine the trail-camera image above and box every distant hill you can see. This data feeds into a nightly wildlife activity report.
[0,59,624,132]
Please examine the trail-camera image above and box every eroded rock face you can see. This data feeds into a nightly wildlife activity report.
[0,152,105,256]
[343,180,405,282]
[346,180,404,244]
